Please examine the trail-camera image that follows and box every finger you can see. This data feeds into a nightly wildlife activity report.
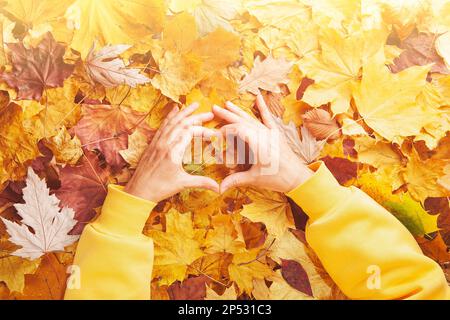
[169,126,220,162]
[190,126,220,139]
[256,92,275,128]
[212,105,242,123]
[225,101,255,122]
[220,171,255,194]
[181,112,214,127]
[169,102,200,126]
[184,175,220,193]
[152,105,179,143]
[220,124,258,151]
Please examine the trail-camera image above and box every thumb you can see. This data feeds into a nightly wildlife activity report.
[184,175,220,193]
[220,171,254,194]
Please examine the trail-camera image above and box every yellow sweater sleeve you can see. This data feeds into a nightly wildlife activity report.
[64,185,156,300]
[287,163,449,300]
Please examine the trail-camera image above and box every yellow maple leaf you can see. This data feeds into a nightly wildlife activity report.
[119,130,148,169]
[204,214,246,254]
[46,126,83,165]
[148,209,204,285]
[299,28,384,114]
[170,0,241,36]
[403,150,449,203]
[0,0,73,42]
[0,103,40,184]
[0,256,40,294]
[162,12,198,54]
[192,28,241,74]
[151,52,203,102]
[240,189,294,238]
[20,81,81,139]
[245,0,310,29]
[353,54,431,142]
[228,248,273,294]
[66,0,166,57]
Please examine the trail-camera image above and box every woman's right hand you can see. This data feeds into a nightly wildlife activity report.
[212,94,314,194]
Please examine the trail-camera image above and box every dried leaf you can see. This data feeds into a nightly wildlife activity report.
[1,168,79,260]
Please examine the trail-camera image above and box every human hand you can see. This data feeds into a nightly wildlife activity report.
[212,94,314,194]
[124,103,220,203]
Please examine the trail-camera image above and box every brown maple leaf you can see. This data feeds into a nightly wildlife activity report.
[74,104,154,169]
[321,156,358,185]
[55,152,110,234]
[390,31,449,74]
[167,275,211,300]
[2,32,74,100]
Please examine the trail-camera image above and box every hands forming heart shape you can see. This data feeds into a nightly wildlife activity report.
[124,93,313,203]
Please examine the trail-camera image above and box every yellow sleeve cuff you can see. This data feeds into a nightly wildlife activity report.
[94,185,157,236]
[286,162,351,221]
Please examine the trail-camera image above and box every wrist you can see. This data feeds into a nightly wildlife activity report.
[124,176,160,203]
[285,163,314,193]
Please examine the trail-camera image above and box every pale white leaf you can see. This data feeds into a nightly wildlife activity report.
[239,55,293,95]
[274,118,325,164]
[1,168,79,260]
[86,43,150,88]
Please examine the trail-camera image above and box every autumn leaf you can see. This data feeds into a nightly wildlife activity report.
[0,239,41,294]
[358,171,439,236]
[240,55,293,95]
[74,104,152,168]
[1,168,79,260]
[240,188,294,238]
[2,32,74,100]
[66,0,166,57]
[167,275,210,300]
[149,209,204,286]
[390,31,449,74]
[45,127,83,165]
[354,54,430,142]
[302,109,341,140]
[85,44,150,88]
[55,152,109,234]
[269,230,339,299]
[205,285,237,300]
[228,248,273,294]
[299,28,368,114]
[0,0,73,40]
[170,0,241,36]
[274,118,325,164]
[0,102,40,184]
[119,129,149,169]
[403,150,449,203]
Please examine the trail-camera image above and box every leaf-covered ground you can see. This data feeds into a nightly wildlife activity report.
[0,0,449,300]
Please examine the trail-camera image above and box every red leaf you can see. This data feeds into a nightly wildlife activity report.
[321,156,357,185]
[2,32,74,100]
[390,31,449,74]
[280,259,313,297]
[424,197,450,246]
[168,275,210,300]
[74,104,153,169]
[55,151,110,234]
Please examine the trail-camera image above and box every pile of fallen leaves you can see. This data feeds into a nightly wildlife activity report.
[0,0,449,300]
